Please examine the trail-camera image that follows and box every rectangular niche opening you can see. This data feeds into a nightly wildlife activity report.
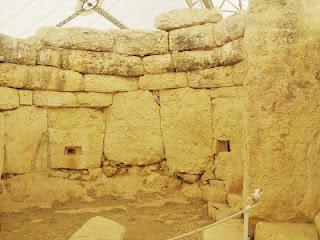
[64,146,82,155]
[216,140,231,153]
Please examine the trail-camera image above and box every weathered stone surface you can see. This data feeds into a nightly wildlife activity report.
[207,203,240,221]
[209,86,246,98]
[0,34,38,65]
[37,27,116,52]
[233,61,246,86]
[69,216,125,240]
[0,87,19,110]
[160,88,213,174]
[4,107,48,173]
[115,30,168,56]
[214,152,230,181]
[214,10,246,46]
[37,48,62,67]
[227,193,242,209]
[155,9,222,31]
[139,72,187,90]
[169,24,216,52]
[244,0,320,221]
[48,108,105,169]
[143,54,174,74]
[203,219,242,240]
[0,113,4,177]
[208,184,227,204]
[187,65,234,88]
[315,212,320,235]
[76,93,113,108]
[219,39,244,66]
[84,74,138,93]
[19,90,33,106]
[0,63,84,91]
[255,222,318,240]
[104,91,163,165]
[61,49,144,77]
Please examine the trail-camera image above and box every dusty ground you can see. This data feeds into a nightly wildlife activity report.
[0,173,212,240]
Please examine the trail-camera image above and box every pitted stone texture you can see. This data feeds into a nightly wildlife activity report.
[69,216,125,240]
[62,49,144,77]
[37,48,62,67]
[233,61,246,86]
[0,63,84,91]
[0,34,38,65]
[0,87,19,110]
[84,74,138,93]
[169,24,215,52]
[139,72,187,90]
[209,86,246,98]
[160,88,213,174]
[143,54,174,74]
[255,222,318,240]
[4,107,48,174]
[19,90,33,106]
[48,108,105,169]
[203,220,242,240]
[37,27,116,52]
[219,39,244,66]
[214,152,230,181]
[0,113,4,177]
[115,30,168,56]
[104,90,163,166]
[76,92,113,108]
[155,9,222,31]
[214,10,246,46]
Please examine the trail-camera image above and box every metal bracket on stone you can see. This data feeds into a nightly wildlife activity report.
[56,0,128,29]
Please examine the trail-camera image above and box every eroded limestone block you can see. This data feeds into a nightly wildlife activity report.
[115,30,168,56]
[84,74,138,93]
[61,49,144,77]
[37,27,116,52]
[0,113,4,177]
[0,87,19,110]
[48,108,105,169]
[203,219,242,240]
[76,93,112,108]
[160,88,213,174]
[169,24,216,52]
[209,86,246,98]
[69,216,125,240]
[37,48,62,67]
[220,39,244,66]
[18,90,33,106]
[139,72,187,90]
[4,107,48,173]
[0,63,84,91]
[33,91,77,107]
[104,90,163,165]
[233,61,246,86]
[143,54,174,74]
[155,9,222,31]
[255,222,318,240]
[214,152,230,181]
[0,34,38,65]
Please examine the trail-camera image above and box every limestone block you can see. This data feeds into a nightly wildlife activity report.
[4,107,48,173]
[208,203,240,221]
[215,152,230,181]
[209,86,246,98]
[84,74,138,93]
[104,90,163,165]
[160,88,213,174]
[37,48,62,67]
[76,93,113,108]
[0,113,4,177]
[255,222,318,240]
[172,50,215,72]
[0,34,38,65]
[48,108,105,169]
[208,185,227,204]
[115,30,168,56]
[69,216,125,240]
[19,90,33,106]
[0,87,19,110]
[0,63,84,91]
[33,91,77,107]
[169,24,216,52]
[187,66,234,88]
[315,212,320,236]
[37,27,116,52]
[232,61,246,86]
[155,9,222,31]
[203,220,242,240]
[227,193,242,209]
[143,54,174,74]
[219,39,244,66]
[139,72,187,90]
[213,10,246,46]
[61,49,144,77]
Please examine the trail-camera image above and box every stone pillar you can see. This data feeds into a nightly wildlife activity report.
[244,0,320,222]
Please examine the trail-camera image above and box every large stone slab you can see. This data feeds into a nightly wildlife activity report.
[209,86,246,98]
[69,216,125,240]
[0,87,19,110]
[155,9,222,31]
[37,27,116,52]
[0,113,4,177]
[160,88,213,174]
[219,39,244,66]
[203,220,242,240]
[139,72,187,90]
[48,108,105,169]
[0,63,84,91]
[18,90,33,106]
[142,54,174,74]
[104,90,163,166]
[4,107,48,173]
[115,30,168,56]
[84,74,138,93]
[61,49,144,77]
[169,24,216,52]
[244,0,320,221]
[37,48,62,67]
[255,222,318,240]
